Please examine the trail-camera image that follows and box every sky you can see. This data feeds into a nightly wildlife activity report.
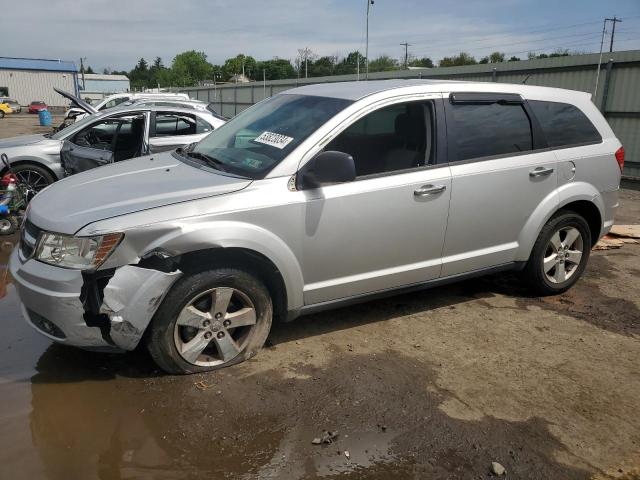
[2,0,640,71]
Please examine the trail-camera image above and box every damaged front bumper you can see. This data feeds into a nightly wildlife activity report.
[9,248,181,351]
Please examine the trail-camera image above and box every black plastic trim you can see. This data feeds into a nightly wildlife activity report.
[449,92,523,105]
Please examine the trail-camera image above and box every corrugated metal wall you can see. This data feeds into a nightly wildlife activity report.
[0,69,77,107]
[179,50,640,176]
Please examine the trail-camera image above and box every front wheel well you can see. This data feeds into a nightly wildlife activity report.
[174,248,288,323]
[0,159,59,181]
[556,200,602,247]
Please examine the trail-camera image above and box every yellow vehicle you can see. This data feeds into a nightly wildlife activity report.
[0,102,13,118]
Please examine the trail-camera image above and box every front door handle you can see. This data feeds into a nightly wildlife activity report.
[529,166,554,177]
[414,184,447,197]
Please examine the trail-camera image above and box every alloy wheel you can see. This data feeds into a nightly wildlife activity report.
[15,169,50,195]
[173,287,257,367]
[542,226,584,284]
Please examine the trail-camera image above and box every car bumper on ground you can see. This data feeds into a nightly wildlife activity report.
[9,247,181,351]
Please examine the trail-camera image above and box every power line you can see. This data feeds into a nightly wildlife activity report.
[387,18,609,50]
[412,29,605,55]
[374,14,640,59]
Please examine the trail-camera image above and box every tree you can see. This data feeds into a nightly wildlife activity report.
[438,52,477,67]
[171,50,213,86]
[148,56,169,87]
[85,66,95,74]
[129,57,151,89]
[222,54,257,81]
[368,55,398,72]
[508,56,521,62]
[295,48,317,77]
[479,57,489,64]
[549,48,570,58]
[489,51,505,63]
[256,58,295,80]
[309,56,336,77]
[333,51,366,75]
[408,56,434,68]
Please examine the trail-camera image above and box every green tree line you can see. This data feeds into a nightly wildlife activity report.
[90,48,574,90]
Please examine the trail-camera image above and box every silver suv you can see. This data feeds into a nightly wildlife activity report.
[9,80,623,374]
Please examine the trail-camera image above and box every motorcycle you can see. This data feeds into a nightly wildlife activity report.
[0,153,27,235]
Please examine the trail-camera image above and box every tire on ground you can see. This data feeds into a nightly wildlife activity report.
[146,268,273,375]
[522,210,592,296]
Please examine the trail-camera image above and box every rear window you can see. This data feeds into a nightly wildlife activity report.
[448,102,533,161]
[529,100,601,148]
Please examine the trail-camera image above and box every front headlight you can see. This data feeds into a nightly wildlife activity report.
[35,232,123,269]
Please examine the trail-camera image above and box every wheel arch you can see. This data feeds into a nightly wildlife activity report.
[516,183,605,260]
[1,158,59,181]
[175,247,289,323]
[131,221,305,317]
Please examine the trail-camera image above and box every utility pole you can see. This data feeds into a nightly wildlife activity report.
[400,42,411,69]
[365,0,374,79]
[593,18,607,98]
[79,57,86,90]
[356,52,360,80]
[606,16,622,52]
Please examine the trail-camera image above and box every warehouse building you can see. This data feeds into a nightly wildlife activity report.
[0,57,78,109]
[79,73,130,103]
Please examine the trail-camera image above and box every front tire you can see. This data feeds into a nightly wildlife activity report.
[523,211,591,295]
[11,163,56,195]
[147,268,273,374]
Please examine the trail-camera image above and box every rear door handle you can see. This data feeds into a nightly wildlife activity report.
[529,166,554,177]
[414,184,447,197]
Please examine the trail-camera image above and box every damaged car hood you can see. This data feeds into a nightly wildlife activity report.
[28,153,252,234]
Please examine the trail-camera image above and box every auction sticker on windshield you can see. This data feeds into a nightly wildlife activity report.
[253,131,294,150]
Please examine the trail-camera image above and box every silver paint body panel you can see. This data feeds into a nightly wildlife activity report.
[9,80,621,350]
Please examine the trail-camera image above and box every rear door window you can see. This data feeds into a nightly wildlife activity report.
[447,101,533,162]
[153,113,200,136]
[529,100,601,147]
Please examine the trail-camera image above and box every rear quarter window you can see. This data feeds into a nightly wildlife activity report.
[529,100,601,148]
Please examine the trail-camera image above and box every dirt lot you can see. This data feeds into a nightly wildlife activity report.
[0,111,66,138]
[0,114,639,479]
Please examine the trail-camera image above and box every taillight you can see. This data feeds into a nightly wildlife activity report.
[615,146,625,173]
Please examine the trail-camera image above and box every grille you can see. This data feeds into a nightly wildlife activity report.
[19,219,41,260]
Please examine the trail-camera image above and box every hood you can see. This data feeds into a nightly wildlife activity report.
[0,134,48,148]
[28,152,252,234]
[54,87,97,115]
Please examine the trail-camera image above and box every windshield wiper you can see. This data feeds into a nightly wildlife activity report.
[176,147,228,172]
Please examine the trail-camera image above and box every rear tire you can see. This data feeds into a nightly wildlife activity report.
[523,210,591,296]
[147,268,272,375]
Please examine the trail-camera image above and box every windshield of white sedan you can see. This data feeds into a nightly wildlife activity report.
[187,94,352,178]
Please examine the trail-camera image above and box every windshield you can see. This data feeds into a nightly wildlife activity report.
[188,94,352,179]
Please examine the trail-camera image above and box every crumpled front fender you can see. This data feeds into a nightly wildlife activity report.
[101,266,181,350]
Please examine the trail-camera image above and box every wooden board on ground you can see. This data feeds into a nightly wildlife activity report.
[610,224,640,239]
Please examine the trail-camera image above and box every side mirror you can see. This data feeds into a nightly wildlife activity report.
[1,153,9,170]
[296,151,356,190]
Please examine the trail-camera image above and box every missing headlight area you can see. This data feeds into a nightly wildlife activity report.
[80,264,182,350]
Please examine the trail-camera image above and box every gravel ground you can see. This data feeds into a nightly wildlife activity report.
[0,113,638,479]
